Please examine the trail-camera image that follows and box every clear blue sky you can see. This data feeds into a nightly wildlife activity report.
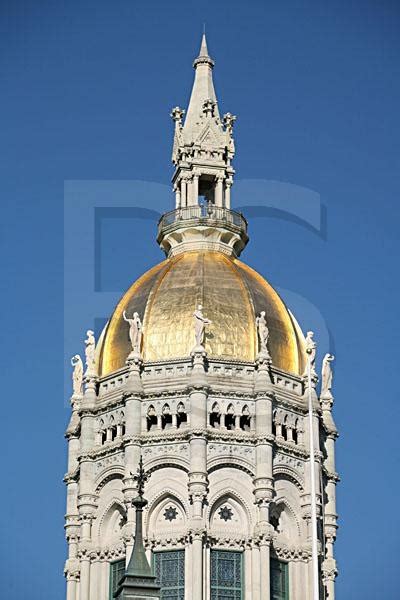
[1,1,399,598]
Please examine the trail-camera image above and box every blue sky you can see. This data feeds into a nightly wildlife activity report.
[1,0,400,598]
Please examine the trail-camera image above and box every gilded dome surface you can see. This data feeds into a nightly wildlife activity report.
[98,251,306,376]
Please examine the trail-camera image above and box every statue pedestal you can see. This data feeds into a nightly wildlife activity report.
[190,344,207,357]
[127,351,142,363]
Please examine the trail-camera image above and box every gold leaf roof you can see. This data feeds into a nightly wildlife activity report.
[98,251,306,376]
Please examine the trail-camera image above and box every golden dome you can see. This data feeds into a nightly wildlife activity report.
[98,251,306,376]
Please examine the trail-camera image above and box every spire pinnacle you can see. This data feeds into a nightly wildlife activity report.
[198,32,210,58]
[193,32,214,68]
[161,35,244,259]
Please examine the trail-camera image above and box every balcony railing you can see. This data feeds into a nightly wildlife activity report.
[157,205,247,237]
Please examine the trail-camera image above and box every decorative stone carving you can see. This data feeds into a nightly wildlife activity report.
[193,304,212,349]
[274,452,304,473]
[303,330,317,379]
[163,506,178,522]
[218,505,233,522]
[321,353,335,399]
[256,311,271,358]
[71,354,83,397]
[142,443,190,463]
[171,106,185,125]
[223,112,236,136]
[123,310,143,357]
[208,442,255,462]
[84,329,97,378]
[95,452,124,473]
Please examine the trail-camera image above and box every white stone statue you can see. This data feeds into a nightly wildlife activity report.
[84,329,97,377]
[256,311,270,355]
[71,354,83,396]
[123,310,143,355]
[321,353,335,397]
[303,330,317,378]
[193,304,211,348]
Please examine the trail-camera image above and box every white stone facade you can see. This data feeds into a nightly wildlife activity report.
[65,357,338,599]
[64,35,338,600]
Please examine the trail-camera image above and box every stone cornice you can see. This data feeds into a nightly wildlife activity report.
[142,389,187,400]
[78,378,308,416]
[274,438,309,459]
[72,428,314,466]
[272,540,313,561]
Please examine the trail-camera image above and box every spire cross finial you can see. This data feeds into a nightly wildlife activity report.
[132,455,149,499]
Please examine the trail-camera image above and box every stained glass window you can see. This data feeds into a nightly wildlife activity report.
[210,549,243,600]
[109,558,125,599]
[270,558,289,600]
[154,550,185,600]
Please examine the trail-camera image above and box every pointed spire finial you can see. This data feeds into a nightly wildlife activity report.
[194,32,214,68]
[199,32,209,57]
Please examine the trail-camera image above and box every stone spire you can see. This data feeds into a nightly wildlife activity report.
[183,34,219,136]
[158,35,247,259]
[170,34,236,210]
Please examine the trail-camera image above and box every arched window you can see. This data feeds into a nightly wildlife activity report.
[147,405,157,431]
[281,415,288,441]
[225,404,235,430]
[177,402,187,428]
[162,404,172,430]
[240,405,251,431]
[210,402,220,428]
[292,420,298,444]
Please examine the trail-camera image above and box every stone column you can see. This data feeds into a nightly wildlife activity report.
[175,185,181,209]
[251,542,261,600]
[185,538,192,598]
[215,177,223,207]
[65,519,79,600]
[100,556,109,599]
[65,395,81,600]
[204,544,210,600]
[192,530,205,600]
[77,378,98,600]
[220,412,226,430]
[79,547,91,600]
[181,178,187,208]
[123,357,144,563]
[188,348,208,600]
[224,180,232,208]
[66,573,78,600]
[192,174,199,206]
[253,357,274,600]
[89,552,102,600]
[259,539,271,599]
[187,176,194,207]
[301,380,322,522]
[321,390,339,600]
[244,544,252,600]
